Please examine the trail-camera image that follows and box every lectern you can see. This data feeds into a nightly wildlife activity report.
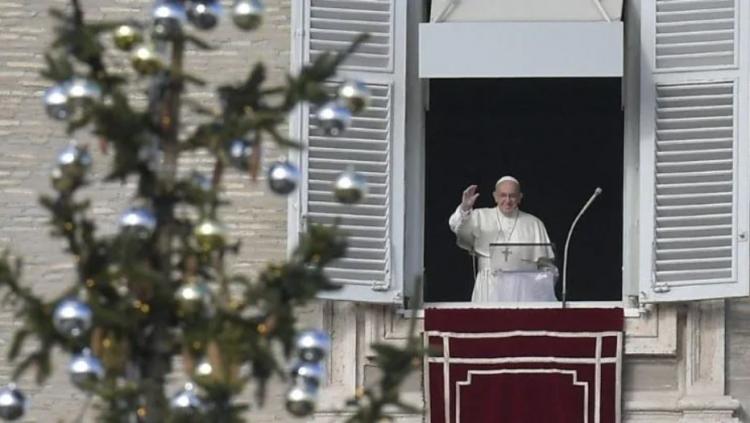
[486,242,557,302]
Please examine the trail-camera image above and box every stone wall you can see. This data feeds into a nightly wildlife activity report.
[0,0,292,420]
[727,298,750,421]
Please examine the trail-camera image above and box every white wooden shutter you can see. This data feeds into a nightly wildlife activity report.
[289,0,406,303]
[639,0,749,302]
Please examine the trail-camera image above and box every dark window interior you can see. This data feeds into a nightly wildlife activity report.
[424,78,623,302]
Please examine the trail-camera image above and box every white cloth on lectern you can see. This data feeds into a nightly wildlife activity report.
[472,257,557,302]
[448,206,555,302]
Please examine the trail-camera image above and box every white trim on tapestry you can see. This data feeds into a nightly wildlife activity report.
[443,335,450,423]
[430,330,623,423]
[595,336,602,423]
[455,369,590,423]
[427,356,619,365]
[425,330,622,338]
[615,332,622,422]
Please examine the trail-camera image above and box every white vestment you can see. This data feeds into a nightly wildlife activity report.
[448,206,556,302]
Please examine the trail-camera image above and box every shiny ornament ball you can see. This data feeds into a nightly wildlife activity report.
[175,280,213,317]
[43,84,72,121]
[131,45,163,75]
[267,160,300,195]
[337,80,370,113]
[113,24,142,51]
[170,383,204,415]
[50,167,71,192]
[193,219,227,251]
[52,298,93,339]
[315,101,352,136]
[69,350,105,390]
[232,0,264,31]
[65,78,102,108]
[118,207,157,239]
[333,168,367,204]
[295,329,331,363]
[0,384,25,421]
[56,144,92,181]
[225,138,255,171]
[186,0,223,30]
[290,360,324,389]
[192,356,215,382]
[152,0,187,40]
[285,382,317,417]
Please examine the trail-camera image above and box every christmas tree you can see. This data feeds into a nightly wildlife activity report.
[0,1,422,421]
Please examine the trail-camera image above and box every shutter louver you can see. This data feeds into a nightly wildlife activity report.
[306,83,392,290]
[655,0,736,70]
[307,0,393,71]
[653,81,735,284]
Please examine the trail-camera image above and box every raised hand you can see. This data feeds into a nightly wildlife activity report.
[461,185,479,211]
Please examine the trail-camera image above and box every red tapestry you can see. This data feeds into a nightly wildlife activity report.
[425,308,624,423]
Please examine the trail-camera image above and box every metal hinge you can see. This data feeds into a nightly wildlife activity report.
[371,280,389,291]
[371,267,391,292]
[653,282,671,293]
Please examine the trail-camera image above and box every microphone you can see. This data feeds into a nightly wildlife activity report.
[562,187,603,308]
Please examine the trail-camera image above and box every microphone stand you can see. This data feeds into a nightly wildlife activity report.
[562,187,602,308]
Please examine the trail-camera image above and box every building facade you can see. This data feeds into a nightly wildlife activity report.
[288,1,750,422]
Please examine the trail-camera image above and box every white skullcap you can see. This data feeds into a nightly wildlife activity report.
[495,175,520,188]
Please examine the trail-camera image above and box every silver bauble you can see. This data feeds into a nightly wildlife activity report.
[225,138,254,171]
[267,160,300,195]
[52,298,93,339]
[50,167,70,192]
[295,329,331,362]
[315,101,352,136]
[333,167,367,204]
[152,0,187,40]
[232,0,264,31]
[175,280,213,317]
[337,80,370,114]
[0,384,25,421]
[193,219,227,252]
[118,207,157,239]
[65,78,102,108]
[56,143,93,181]
[193,357,215,382]
[113,24,142,51]
[290,360,324,389]
[170,383,204,415]
[131,45,163,75]
[69,350,105,390]
[43,84,72,121]
[187,0,223,30]
[285,382,317,417]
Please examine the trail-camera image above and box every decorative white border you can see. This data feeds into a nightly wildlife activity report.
[455,369,589,423]
[427,329,623,423]
[443,335,450,422]
[425,330,622,339]
[427,356,618,365]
